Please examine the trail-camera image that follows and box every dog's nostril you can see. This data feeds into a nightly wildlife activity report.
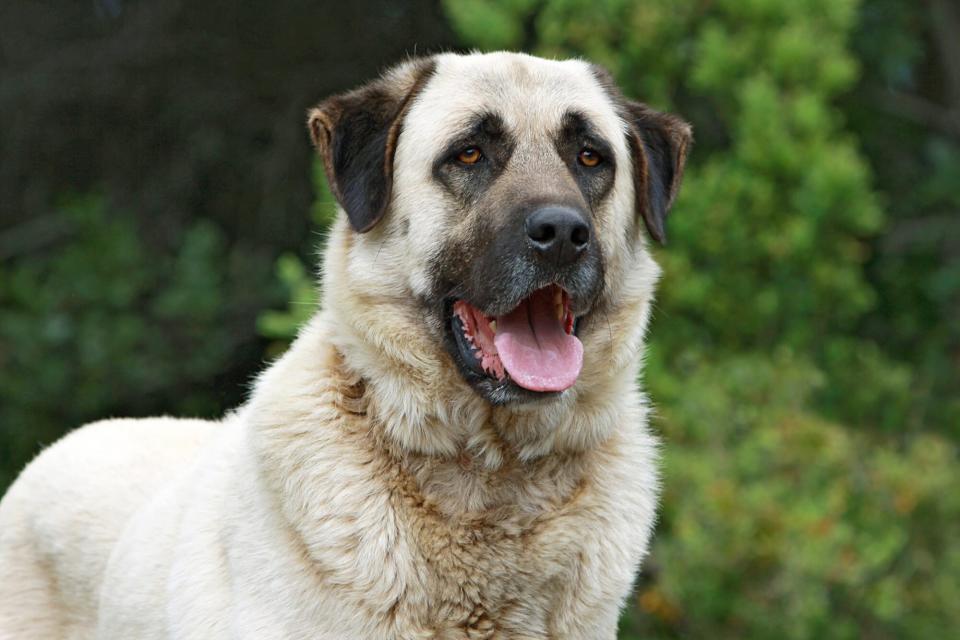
[528,222,556,244]
[570,224,590,247]
[525,206,591,264]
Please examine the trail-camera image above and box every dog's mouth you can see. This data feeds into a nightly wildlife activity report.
[449,284,583,394]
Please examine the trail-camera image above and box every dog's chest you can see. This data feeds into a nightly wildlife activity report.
[375,458,590,638]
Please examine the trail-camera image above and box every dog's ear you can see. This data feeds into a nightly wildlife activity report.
[307,58,436,233]
[625,102,692,245]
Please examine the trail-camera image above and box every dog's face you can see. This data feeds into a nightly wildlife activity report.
[309,53,690,406]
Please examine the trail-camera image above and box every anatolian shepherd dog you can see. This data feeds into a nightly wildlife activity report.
[0,52,691,639]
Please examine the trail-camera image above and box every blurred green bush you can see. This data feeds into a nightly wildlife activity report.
[626,353,959,638]
[255,161,333,356]
[0,195,280,490]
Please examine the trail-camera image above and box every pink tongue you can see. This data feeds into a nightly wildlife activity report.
[493,289,583,392]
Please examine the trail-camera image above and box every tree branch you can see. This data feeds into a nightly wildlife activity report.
[871,88,960,139]
[928,0,960,108]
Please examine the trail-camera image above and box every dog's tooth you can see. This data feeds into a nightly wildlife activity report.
[489,320,497,333]
[555,288,566,320]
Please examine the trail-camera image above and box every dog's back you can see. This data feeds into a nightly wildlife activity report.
[0,417,217,639]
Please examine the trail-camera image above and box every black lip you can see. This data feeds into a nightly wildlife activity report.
[451,312,486,378]
[442,297,583,405]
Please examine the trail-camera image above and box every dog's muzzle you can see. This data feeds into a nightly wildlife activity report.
[440,202,603,403]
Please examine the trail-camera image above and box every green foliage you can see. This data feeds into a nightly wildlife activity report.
[443,0,542,50]
[256,253,319,355]
[255,162,333,350]
[0,196,277,490]
[625,355,960,638]
[846,0,960,437]
[309,160,341,229]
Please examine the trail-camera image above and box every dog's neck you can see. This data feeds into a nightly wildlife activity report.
[246,313,621,515]
[245,276,652,525]
[324,313,650,469]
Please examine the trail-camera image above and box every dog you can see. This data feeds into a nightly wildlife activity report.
[0,51,690,639]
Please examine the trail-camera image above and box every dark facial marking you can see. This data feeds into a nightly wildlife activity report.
[432,112,516,208]
[554,111,617,211]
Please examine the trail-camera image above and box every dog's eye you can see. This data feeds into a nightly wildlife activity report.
[457,147,483,165]
[577,148,602,168]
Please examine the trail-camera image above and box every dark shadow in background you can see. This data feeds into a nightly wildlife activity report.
[2,0,455,244]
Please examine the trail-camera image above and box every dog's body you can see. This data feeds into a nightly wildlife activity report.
[0,52,690,639]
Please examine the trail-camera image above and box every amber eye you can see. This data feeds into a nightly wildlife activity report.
[577,148,602,167]
[457,147,482,164]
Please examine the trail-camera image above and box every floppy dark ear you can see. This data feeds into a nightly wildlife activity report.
[626,102,692,244]
[307,58,436,233]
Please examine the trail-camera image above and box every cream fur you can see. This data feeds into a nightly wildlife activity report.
[0,52,667,639]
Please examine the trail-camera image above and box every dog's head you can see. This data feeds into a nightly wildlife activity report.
[308,52,690,409]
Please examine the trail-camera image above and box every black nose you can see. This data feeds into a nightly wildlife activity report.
[525,206,591,265]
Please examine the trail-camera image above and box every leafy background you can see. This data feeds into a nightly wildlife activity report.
[1,0,957,637]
